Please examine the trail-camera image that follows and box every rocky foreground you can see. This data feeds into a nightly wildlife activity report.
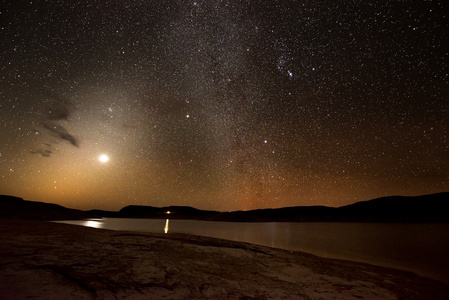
[0,219,448,299]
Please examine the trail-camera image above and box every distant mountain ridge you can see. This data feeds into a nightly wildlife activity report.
[0,195,94,220]
[118,205,218,219]
[203,193,449,222]
[0,192,448,222]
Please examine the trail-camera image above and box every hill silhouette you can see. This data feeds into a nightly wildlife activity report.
[0,195,95,220]
[201,193,448,222]
[0,193,448,222]
[118,205,218,219]
[336,193,449,222]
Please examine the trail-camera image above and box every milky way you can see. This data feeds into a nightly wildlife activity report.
[1,1,448,211]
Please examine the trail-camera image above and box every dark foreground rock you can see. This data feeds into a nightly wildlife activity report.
[0,219,448,299]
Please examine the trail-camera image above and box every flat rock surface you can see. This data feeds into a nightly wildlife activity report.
[0,219,448,299]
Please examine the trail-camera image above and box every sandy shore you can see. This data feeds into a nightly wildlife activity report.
[0,219,447,299]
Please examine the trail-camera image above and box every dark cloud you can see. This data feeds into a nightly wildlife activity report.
[47,100,70,121]
[43,92,72,121]
[42,121,79,147]
[36,92,79,149]
[30,148,53,157]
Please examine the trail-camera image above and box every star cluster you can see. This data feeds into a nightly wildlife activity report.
[0,1,448,211]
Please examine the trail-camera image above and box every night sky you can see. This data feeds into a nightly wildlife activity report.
[1,1,448,211]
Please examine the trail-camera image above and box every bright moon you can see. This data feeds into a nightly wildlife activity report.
[99,154,109,163]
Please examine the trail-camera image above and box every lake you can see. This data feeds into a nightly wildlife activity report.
[55,218,449,284]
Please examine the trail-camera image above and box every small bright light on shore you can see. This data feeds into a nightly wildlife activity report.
[99,154,109,163]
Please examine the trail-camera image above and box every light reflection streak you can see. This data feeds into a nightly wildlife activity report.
[164,219,169,233]
[83,219,103,229]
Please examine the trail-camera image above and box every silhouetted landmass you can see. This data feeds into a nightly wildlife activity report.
[87,209,120,218]
[335,193,449,222]
[0,195,95,220]
[206,206,336,222]
[118,205,219,219]
[208,193,449,222]
[1,192,448,222]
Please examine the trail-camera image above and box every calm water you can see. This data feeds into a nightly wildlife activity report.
[56,218,449,284]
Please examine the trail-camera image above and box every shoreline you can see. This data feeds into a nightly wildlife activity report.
[55,217,449,285]
[1,218,448,299]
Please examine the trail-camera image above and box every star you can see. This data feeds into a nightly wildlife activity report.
[0,0,446,212]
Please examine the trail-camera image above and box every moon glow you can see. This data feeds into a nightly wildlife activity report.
[99,154,109,163]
